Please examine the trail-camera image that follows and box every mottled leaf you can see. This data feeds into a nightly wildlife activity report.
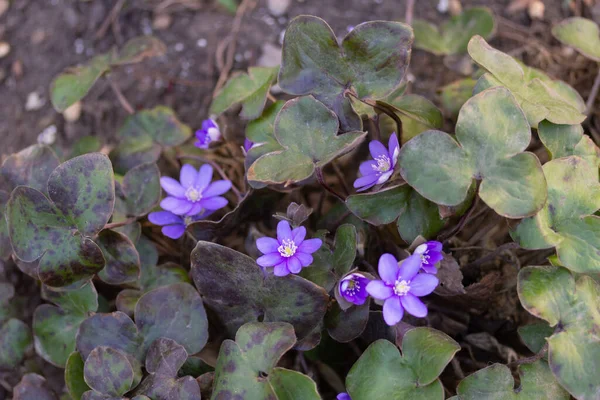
[518,321,553,354]
[440,78,477,117]
[552,17,600,62]
[0,144,60,193]
[146,338,188,377]
[537,121,599,167]
[117,106,191,147]
[325,300,370,342]
[84,346,134,396]
[244,100,285,174]
[65,351,91,400]
[191,241,328,340]
[122,162,161,217]
[109,137,162,175]
[96,230,140,285]
[270,368,321,400]
[0,318,32,368]
[400,87,547,218]
[13,374,58,400]
[70,136,103,159]
[76,312,143,361]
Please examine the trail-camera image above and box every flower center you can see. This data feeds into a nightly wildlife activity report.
[394,279,411,296]
[343,279,358,295]
[372,155,391,173]
[207,127,220,141]
[183,216,193,225]
[415,244,430,264]
[278,239,297,258]
[185,187,202,202]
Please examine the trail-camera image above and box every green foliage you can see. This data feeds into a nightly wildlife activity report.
[518,266,600,399]
[96,230,140,285]
[212,322,320,399]
[413,7,495,55]
[511,157,600,273]
[65,352,90,400]
[0,318,32,369]
[279,16,413,131]
[246,96,366,185]
[400,87,547,218]
[552,17,600,62]
[468,36,586,127]
[345,327,460,399]
[439,78,477,117]
[210,66,279,119]
[83,346,136,397]
[13,374,58,400]
[537,121,599,167]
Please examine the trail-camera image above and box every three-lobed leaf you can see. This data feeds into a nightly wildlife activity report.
[537,121,599,167]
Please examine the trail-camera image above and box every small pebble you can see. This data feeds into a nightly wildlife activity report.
[196,38,207,48]
[257,43,282,67]
[0,42,10,58]
[174,42,184,52]
[153,13,172,30]
[267,0,290,16]
[37,125,57,145]
[31,29,46,45]
[25,92,45,111]
[63,101,82,122]
[528,1,545,20]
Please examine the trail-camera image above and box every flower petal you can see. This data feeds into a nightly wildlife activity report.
[180,164,197,188]
[366,280,393,300]
[160,177,186,197]
[257,253,283,267]
[378,253,399,284]
[369,140,388,159]
[148,211,182,226]
[401,294,428,317]
[409,273,439,296]
[162,225,186,239]
[202,119,217,130]
[353,174,379,191]
[287,257,302,274]
[388,133,400,166]
[426,252,444,265]
[298,238,322,254]
[256,237,279,254]
[427,241,443,252]
[199,196,228,210]
[359,160,378,176]
[160,197,193,215]
[195,164,213,189]
[421,264,438,274]
[376,170,393,184]
[186,203,205,216]
[273,261,290,276]
[295,252,313,267]
[383,296,404,326]
[277,220,292,242]
[292,226,306,244]
[203,180,232,197]
[398,254,422,281]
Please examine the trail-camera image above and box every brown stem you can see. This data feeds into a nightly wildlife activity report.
[463,242,520,270]
[346,91,404,140]
[95,0,125,39]
[508,343,548,367]
[108,76,134,115]
[315,167,345,202]
[405,0,415,25]
[104,217,137,230]
[331,161,351,197]
[177,154,243,202]
[586,64,600,115]
[437,188,480,242]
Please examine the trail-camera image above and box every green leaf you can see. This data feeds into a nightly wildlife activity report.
[279,16,413,131]
[13,374,58,400]
[8,153,114,287]
[346,328,460,399]
[325,300,370,342]
[468,36,586,127]
[346,185,411,225]
[84,346,134,396]
[518,321,553,354]
[145,338,187,377]
[440,78,477,117]
[190,241,328,341]
[332,224,357,277]
[122,162,161,217]
[70,136,102,159]
[552,17,600,62]
[518,266,600,399]
[413,7,495,55]
[34,282,97,367]
[400,87,547,218]
[511,156,600,273]
[109,137,161,176]
[379,93,444,132]
[0,318,32,368]
[65,352,91,400]
[537,121,599,167]
[111,36,166,66]
[96,230,140,285]
[210,66,279,119]
[396,189,445,243]
[453,361,569,399]
[245,100,286,173]
[212,322,319,399]
[247,96,366,185]
[1,144,60,193]
[134,283,209,356]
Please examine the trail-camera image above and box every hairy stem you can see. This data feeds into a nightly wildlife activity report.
[315,167,345,202]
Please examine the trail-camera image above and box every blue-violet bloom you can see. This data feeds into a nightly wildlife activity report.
[195,119,221,149]
[414,240,443,274]
[366,253,439,326]
[256,220,322,276]
[339,273,369,305]
[243,138,254,152]
[148,210,214,239]
[160,164,232,216]
[337,393,351,400]
[353,132,400,192]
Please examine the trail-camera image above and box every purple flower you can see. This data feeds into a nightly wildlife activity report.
[339,273,369,305]
[148,210,214,239]
[353,133,400,192]
[160,164,232,216]
[243,138,254,152]
[366,253,439,326]
[195,119,221,149]
[414,241,443,274]
[337,393,351,400]
[256,220,322,277]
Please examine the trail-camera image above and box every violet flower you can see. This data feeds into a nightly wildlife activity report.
[256,220,322,276]
[195,119,221,149]
[337,393,351,400]
[339,273,369,305]
[366,253,439,326]
[243,138,254,152]
[148,210,213,239]
[414,241,443,274]
[353,133,399,192]
[160,164,232,216]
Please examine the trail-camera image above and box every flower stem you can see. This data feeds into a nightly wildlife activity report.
[315,167,345,202]
[437,189,480,242]
[103,217,137,230]
[508,343,548,367]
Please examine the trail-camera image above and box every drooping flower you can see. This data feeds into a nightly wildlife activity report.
[160,164,232,216]
[366,253,439,326]
[256,220,322,277]
[337,393,351,400]
[243,138,254,152]
[339,273,369,305]
[414,241,443,274]
[148,210,214,239]
[353,133,400,192]
[195,119,221,149]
